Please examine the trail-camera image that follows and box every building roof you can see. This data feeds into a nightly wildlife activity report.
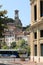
[2,31,15,36]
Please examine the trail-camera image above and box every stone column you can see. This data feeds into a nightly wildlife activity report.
[31,4,34,25]
[37,0,40,21]
[37,28,40,62]
[30,30,34,61]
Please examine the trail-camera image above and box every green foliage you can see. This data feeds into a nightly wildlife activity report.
[17,39,30,56]
[4,18,15,23]
[0,6,8,37]
[26,25,30,31]
[0,10,7,18]
[13,45,19,49]
[18,39,25,47]
[0,18,7,37]
[2,45,8,49]
[23,24,30,31]
[27,46,30,56]
[0,42,8,49]
[20,39,25,47]
[11,42,16,49]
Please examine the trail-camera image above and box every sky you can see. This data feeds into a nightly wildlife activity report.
[0,0,31,26]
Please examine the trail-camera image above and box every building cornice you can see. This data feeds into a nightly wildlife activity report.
[30,0,37,5]
[30,18,43,30]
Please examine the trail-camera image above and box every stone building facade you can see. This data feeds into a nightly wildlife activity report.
[30,0,43,62]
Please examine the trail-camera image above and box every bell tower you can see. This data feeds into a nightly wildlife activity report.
[15,10,19,19]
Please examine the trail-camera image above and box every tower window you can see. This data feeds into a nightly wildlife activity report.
[40,1,43,17]
[34,5,37,21]
[40,30,43,37]
[34,32,37,39]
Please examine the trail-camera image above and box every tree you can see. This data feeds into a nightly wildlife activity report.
[0,5,7,18]
[0,6,7,48]
[18,39,25,47]
[0,6,7,37]
[11,42,16,49]
[22,24,30,31]
[18,39,30,56]
[2,45,8,49]
[0,10,7,17]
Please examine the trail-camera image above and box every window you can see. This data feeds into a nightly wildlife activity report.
[41,44,43,56]
[40,1,43,17]
[6,39,8,41]
[34,32,37,39]
[34,5,37,20]
[40,30,43,37]
[34,45,37,56]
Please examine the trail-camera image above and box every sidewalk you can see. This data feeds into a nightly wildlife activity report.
[12,60,36,65]
[0,58,43,65]
[12,60,43,65]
